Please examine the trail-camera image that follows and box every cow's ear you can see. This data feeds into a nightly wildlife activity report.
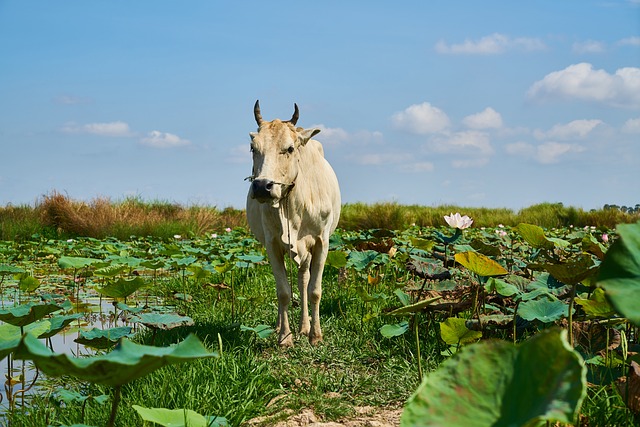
[249,132,258,141]
[298,128,321,146]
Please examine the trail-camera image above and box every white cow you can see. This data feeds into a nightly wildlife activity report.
[246,101,341,347]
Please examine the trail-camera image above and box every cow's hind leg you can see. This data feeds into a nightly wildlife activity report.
[308,238,328,345]
[298,256,311,336]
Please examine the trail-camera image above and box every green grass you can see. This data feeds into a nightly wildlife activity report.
[1,193,639,240]
[1,219,638,426]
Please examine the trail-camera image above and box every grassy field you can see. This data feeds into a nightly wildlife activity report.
[0,192,638,240]
[1,195,639,426]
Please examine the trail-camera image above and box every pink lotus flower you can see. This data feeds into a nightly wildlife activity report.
[444,213,473,229]
[602,233,609,243]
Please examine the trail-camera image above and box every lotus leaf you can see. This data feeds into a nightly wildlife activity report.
[440,317,482,345]
[0,302,62,327]
[454,251,508,277]
[401,328,586,427]
[95,277,146,299]
[380,321,409,338]
[518,298,572,323]
[75,327,135,349]
[240,324,275,339]
[14,333,218,387]
[130,313,194,330]
[132,405,229,427]
[597,221,640,326]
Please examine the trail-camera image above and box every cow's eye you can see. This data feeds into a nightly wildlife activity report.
[287,146,294,154]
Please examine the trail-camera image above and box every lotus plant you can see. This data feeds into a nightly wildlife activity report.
[438,213,473,267]
[444,213,474,230]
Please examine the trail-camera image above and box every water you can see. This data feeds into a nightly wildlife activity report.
[1,297,135,410]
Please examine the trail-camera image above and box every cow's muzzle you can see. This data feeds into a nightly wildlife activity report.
[251,179,275,202]
[248,178,295,204]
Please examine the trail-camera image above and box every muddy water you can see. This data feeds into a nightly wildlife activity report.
[1,297,135,409]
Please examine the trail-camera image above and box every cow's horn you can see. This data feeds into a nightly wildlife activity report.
[254,100,263,126]
[289,103,299,126]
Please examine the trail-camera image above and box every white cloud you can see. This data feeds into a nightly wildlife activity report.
[534,119,603,140]
[403,162,435,172]
[311,125,349,145]
[452,158,490,168]
[527,63,640,108]
[140,131,190,148]
[505,141,535,157]
[431,131,493,156]
[462,107,503,130]
[354,152,412,166]
[572,40,606,54]
[435,33,546,54]
[618,36,640,46]
[311,125,383,146]
[505,141,584,164]
[61,121,132,137]
[536,142,584,164]
[391,102,450,134]
[622,117,640,133]
[228,144,251,164]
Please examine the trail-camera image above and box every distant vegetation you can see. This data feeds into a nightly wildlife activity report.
[0,192,638,240]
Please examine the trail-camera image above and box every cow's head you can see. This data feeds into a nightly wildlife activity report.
[248,100,320,206]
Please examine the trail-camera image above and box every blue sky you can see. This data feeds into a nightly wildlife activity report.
[1,1,639,211]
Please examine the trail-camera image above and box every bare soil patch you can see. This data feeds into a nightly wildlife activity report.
[244,406,402,427]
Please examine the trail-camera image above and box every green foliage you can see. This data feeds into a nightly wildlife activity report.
[401,329,587,427]
[132,405,228,427]
[0,218,638,426]
[597,221,640,326]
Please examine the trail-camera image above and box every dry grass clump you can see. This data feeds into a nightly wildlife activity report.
[36,192,246,239]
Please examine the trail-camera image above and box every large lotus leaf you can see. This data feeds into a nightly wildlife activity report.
[0,320,50,359]
[518,298,572,323]
[130,313,194,330]
[514,223,555,250]
[401,328,586,427]
[75,327,135,349]
[240,324,275,339]
[380,321,409,338]
[94,264,128,277]
[485,277,521,297]
[470,238,501,257]
[0,264,25,275]
[347,250,381,271]
[540,254,597,285]
[38,313,83,339]
[58,256,100,270]
[325,250,348,268]
[454,251,508,277]
[95,276,146,299]
[14,333,218,387]
[18,274,41,292]
[140,259,166,270]
[575,288,616,318]
[597,222,640,327]
[388,296,443,316]
[132,405,229,427]
[440,317,482,345]
[0,302,62,327]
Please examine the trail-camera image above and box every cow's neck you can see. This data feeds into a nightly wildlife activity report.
[277,190,301,266]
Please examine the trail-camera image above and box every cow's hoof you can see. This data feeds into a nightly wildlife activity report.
[309,333,323,346]
[278,333,294,348]
[299,322,311,336]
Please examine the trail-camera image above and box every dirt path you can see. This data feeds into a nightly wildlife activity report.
[244,406,402,427]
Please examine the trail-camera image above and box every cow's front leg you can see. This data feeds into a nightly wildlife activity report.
[267,244,293,347]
